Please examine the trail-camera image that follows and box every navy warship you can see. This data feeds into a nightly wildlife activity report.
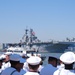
[3,29,75,53]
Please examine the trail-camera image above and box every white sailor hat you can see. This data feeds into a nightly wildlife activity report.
[0,55,5,60]
[4,52,12,55]
[60,52,75,64]
[0,54,6,59]
[27,56,41,65]
[10,54,26,63]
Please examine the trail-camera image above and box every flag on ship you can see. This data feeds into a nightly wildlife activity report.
[30,29,35,36]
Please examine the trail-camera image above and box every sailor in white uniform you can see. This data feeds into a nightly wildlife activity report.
[23,61,29,72]
[1,52,12,70]
[24,56,41,75]
[37,59,44,72]
[53,52,75,75]
[1,54,25,75]
[57,59,65,70]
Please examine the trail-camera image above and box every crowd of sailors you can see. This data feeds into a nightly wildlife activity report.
[0,51,75,75]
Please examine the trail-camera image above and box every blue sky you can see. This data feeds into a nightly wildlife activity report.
[0,0,75,43]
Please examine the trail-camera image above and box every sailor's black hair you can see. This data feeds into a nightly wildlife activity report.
[48,56,58,62]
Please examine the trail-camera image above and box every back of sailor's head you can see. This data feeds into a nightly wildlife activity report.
[48,56,58,67]
[48,56,58,63]
[48,56,58,62]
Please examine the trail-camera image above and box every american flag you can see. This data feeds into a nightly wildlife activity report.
[32,31,35,36]
[30,29,35,36]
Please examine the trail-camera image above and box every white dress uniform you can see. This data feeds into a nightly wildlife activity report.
[57,64,64,69]
[40,64,57,75]
[1,52,12,70]
[2,61,11,70]
[0,69,2,74]
[24,72,39,75]
[1,67,20,75]
[53,68,75,75]
[23,62,29,72]
[24,56,41,75]
[1,54,26,75]
[53,52,75,75]
[38,65,44,72]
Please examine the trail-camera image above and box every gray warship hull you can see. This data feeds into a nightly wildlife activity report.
[44,42,75,53]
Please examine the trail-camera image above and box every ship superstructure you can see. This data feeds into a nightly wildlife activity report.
[2,29,75,53]
[21,28,40,45]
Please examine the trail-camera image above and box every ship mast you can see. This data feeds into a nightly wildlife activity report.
[24,28,34,47]
[22,28,38,48]
[29,29,34,48]
[25,28,29,45]
[30,29,33,44]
